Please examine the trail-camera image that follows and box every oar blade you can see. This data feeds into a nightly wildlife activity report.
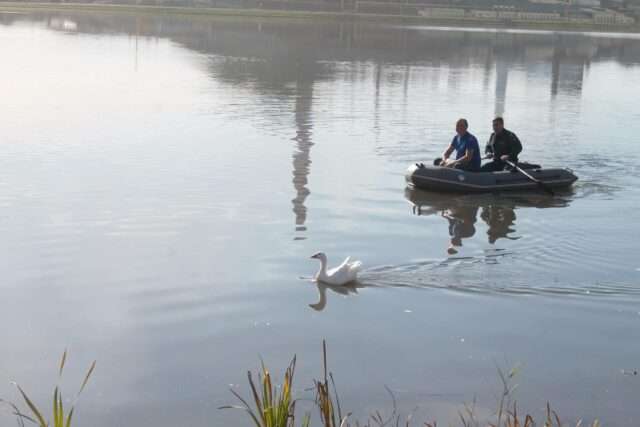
[505,160,555,196]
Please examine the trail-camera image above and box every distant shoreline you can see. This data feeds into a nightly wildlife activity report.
[2,1,639,33]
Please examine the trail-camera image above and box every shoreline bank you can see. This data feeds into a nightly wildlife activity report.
[1,1,639,33]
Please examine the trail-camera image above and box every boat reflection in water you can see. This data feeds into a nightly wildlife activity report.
[405,187,573,254]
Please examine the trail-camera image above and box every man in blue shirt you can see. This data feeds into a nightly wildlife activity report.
[440,118,481,172]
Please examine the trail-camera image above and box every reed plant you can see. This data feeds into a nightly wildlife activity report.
[2,350,96,427]
[220,356,310,427]
[313,341,347,427]
[225,341,601,427]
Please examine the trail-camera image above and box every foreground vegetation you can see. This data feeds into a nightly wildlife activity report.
[2,344,600,426]
[222,341,601,427]
[1,351,96,427]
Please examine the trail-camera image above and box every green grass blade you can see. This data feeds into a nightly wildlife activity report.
[226,389,262,427]
[330,372,343,422]
[53,387,58,425]
[301,412,311,427]
[263,370,273,426]
[57,391,64,427]
[65,407,74,427]
[247,371,266,426]
[53,388,59,427]
[1,398,36,426]
[15,384,47,427]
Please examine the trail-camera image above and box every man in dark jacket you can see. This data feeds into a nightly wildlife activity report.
[480,117,522,172]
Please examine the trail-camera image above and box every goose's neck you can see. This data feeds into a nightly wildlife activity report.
[309,284,327,311]
[315,257,328,279]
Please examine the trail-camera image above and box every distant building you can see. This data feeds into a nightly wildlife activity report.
[528,0,569,5]
[587,8,636,22]
[416,0,635,25]
[574,0,601,7]
[418,7,466,18]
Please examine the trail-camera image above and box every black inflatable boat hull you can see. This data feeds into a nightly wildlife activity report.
[406,164,578,193]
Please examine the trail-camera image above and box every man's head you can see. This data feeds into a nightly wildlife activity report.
[456,118,468,136]
[492,117,504,134]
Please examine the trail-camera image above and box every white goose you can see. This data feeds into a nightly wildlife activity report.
[310,252,362,286]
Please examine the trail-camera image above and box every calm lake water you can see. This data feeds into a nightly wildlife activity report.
[1,9,640,426]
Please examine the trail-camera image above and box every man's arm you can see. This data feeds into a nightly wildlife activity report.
[485,134,495,157]
[501,131,522,161]
[509,132,522,158]
[460,148,474,164]
[442,144,455,161]
[448,148,474,167]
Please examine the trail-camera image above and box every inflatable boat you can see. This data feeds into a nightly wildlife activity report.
[405,163,578,193]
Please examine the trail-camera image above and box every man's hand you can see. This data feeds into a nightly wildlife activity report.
[500,155,509,161]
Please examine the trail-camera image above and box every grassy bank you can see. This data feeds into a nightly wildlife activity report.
[1,1,639,33]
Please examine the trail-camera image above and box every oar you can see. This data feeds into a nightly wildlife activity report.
[504,159,554,195]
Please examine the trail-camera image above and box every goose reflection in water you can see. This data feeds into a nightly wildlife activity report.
[308,281,362,312]
[405,187,573,254]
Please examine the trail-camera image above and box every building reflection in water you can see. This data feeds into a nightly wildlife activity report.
[291,79,314,239]
[494,54,509,117]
